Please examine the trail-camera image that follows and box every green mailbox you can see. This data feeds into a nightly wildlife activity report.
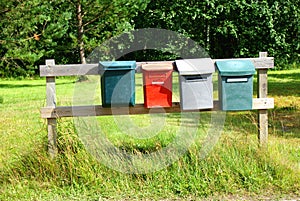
[216,60,255,111]
[99,61,136,107]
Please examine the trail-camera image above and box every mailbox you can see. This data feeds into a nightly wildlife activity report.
[99,61,136,107]
[216,60,255,111]
[176,58,215,110]
[142,63,173,108]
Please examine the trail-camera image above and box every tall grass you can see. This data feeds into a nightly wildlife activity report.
[1,121,299,200]
[0,70,299,200]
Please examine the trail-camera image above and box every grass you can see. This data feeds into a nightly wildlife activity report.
[0,69,299,200]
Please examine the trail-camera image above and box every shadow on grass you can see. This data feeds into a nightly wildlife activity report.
[269,109,300,139]
[269,72,300,80]
[268,73,300,97]
[252,72,300,97]
[0,81,75,89]
[216,109,300,139]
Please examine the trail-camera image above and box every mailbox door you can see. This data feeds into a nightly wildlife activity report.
[179,74,213,110]
[219,75,253,110]
[143,69,172,108]
[101,70,135,107]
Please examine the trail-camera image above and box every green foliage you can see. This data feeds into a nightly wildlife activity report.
[133,0,299,65]
[0,0,75,77]
[0,0,149,77]
[69,0,150,55]
[0,0,299,77]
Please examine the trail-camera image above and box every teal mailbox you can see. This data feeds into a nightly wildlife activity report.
[99,61,136,107]
[216,60,255,111]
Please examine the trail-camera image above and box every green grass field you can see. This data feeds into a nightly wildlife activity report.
[0,69,299,200]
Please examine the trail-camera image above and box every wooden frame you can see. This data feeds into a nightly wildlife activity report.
[40,53,274,157]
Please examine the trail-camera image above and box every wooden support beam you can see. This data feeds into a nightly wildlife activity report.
[45,59,58,158]
[41,98,274,118]
[257,52,269,147]
[40,64,99,76]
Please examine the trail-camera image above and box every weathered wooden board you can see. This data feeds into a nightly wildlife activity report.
[41,98,274,118]
[257,69,269,146]
[253,98,274,109]
[40,57,274,77]
[40,64,99,76]
[257,52,269,146]
[45,60,58,158]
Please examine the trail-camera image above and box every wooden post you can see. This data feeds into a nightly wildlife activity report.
[45,59,58,157]
[257,52,268,146]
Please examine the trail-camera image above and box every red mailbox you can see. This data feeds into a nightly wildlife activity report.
[142,63,173,108]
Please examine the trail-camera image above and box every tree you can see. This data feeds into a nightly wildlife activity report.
[0,0,149,77]
[0,0,74,77]
[132,0,299,66]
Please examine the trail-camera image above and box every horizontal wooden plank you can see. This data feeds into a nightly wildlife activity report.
[41,98,274,118]
[39,57,274,77]
[253,98,274,109]
[40,64,99,76]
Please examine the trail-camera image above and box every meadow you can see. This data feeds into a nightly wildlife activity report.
[0,69,299,200]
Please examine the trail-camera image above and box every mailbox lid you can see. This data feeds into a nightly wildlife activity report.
[141,63,173,72]
[99,61,136,71]
[216,60,255,76]
[175,58,215,75]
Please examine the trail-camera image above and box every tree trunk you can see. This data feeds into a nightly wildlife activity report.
[76,0,88,82]
[77,0,86,64]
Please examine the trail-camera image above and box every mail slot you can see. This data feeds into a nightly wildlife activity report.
[216,60,256,111]
[142,63,173,108]
[176,58,215,110]
[185,75,208,82]
[226,77,248,83]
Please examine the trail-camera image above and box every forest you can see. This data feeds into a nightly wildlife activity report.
[0,0,299,77]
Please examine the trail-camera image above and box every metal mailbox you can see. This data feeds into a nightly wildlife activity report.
[176,58,215,110]
[99,61,136,107]
[142,63,173,108]
[216,60,255,111]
